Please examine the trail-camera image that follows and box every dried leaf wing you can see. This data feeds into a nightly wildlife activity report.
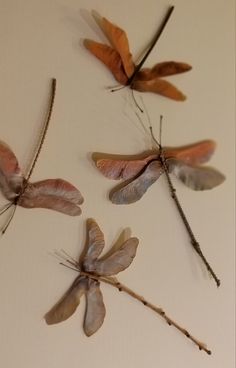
[83,280,106,337]
[0,141,24,199]
[110,160,163,204]
[45,277,87,325]
[132,78,187,101]
[83,219,105,269]
[84,39,128,84]
[164,140,216,165]
[95,154,157,180]
[167,159,225,190]
[101,17,135,78]
[19,179,83,216]
[90,237,139,276]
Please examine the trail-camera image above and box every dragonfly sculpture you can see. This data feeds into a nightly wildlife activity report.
[84,6,192,101]
[0,79,83,234]
[93,118,225,286]
[45,219,211,354]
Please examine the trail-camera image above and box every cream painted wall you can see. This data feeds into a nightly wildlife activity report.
[0,0,235,367]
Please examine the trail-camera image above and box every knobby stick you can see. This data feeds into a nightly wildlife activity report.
[78,270,211,355]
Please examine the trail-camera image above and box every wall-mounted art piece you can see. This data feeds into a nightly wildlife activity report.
[45,219,211,354]
[83,6,192,101]
[93,119,225,286]
[0,79,83,234]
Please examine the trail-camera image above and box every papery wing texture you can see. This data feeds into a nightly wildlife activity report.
[19,179,83,215]
[110,160,163,204]
[83,219,105,270]
[44,277,87,324]
[84,40,128,84]
[89,237,139,276]
[164,140,216,165]
[95,154,157,180]
[83,280,106,336]
[135,62,192,80]
[167,159,225,190]
[0,141,24,199]
[100,17,134,77]
[132,77,187,101]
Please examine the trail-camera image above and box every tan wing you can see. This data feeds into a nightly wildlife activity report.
[167,159,225,190]
[136,62,192,80]
[19,179,83,216]
[44,277,87,325]
[83,219,105,270]
[110,160,163,204]
[83,280,106,337]
[88,237,139,276]
[84,39,128,84]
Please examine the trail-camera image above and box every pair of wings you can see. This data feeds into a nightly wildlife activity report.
[45,219,139,336]
[84,15,192,100]
[94,140,225,204]
[0,141,83,216]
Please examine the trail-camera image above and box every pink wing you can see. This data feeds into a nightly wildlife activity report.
[164,140,216,165]
[0,141,24,200]
[95,153,157,180]
[19,179,84,216]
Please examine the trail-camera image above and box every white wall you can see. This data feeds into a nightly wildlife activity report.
[0,0,235,367]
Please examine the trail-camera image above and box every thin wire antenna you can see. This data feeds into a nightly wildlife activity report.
[159,115,163,147]
[60,249,80,267]
[149,125,160,149]
[110,85,127,93]
[59,262,80,273]
[0,202,14,216]
[1,205,16,234]
[131,90,143,113]
[128,6,175,86]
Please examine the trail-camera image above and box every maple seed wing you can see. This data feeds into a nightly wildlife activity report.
[19,179,83,216]
[84,39,128,85]
[164,140,216,165]
[84,280,106,337]
[137,62,192,80]
[0,141,24,200]
[91,237,139,276]
[44,277,87,325]
[110,160,163,204]
[101,17,135,78]
[167,159,225,190]
[95,154,157,180]
[83,219,105,269]
[132,77,187,101]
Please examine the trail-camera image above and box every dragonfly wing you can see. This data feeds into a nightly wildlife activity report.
[100,16,135,78]
[164,140,216,165]
[110,160,163,204]
[132,77,187,101]
[90,237,139,276]
[83,280,106,337]
[45,277,87,324]
[83,219,105,270]
[19,179,83,216]
[95,153,157,180]
[137,62,191,80]
[84,39,128,84]
[167,159,225,190]
[0,141,24,200]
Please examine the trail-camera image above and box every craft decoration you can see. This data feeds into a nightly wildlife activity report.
[0,79,83,234]
[45,219,211,354]
[93,118,225,286]
[84,6,192,101]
